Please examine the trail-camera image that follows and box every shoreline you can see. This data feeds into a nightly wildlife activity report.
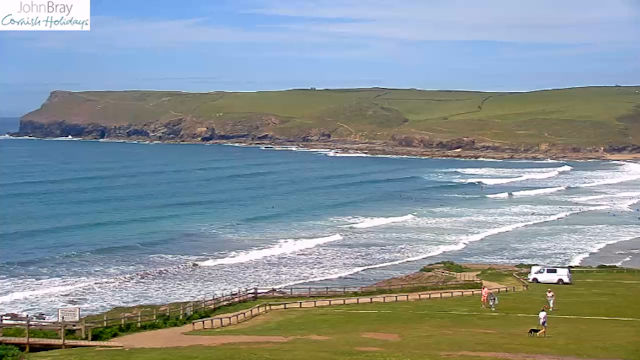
[4,134,640,161]
[580,237,640,269]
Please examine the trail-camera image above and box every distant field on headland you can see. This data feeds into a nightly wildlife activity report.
[17,86,640,158]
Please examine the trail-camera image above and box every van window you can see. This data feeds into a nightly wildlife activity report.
[547,269,557,273]
[536,269,545,274]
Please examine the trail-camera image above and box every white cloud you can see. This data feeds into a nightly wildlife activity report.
[248,0,640,43]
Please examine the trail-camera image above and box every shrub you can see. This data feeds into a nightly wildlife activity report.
[421,261,471,273]
[0,344,22,360]
[515,263,537,269]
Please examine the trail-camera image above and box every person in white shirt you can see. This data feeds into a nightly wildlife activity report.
[546,289,555,311]
[538,308,548,336]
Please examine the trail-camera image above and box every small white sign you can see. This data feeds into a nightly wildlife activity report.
[58,307,80,322]
[0,0,90,31]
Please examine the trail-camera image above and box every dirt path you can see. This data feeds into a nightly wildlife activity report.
[115,324,329,348]
[113,278,516,348]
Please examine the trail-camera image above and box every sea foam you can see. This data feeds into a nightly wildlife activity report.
[341,214,416,229]
[463,165,572,185]
[486,186,567,198]
[578,162,640,188]
[277,208,600,287]
[197,234,343,266]
[0,280,97,304]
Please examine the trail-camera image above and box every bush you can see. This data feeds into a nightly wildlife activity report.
[423,261,471,273]
[596,264,619,269]
[0,345,22,360]
[515,263,537,269]
[89,307,220,341]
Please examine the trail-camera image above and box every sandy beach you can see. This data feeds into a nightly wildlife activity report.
[580,237,640,269]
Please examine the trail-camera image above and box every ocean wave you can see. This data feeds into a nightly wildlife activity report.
[572,191,640,211]
[574,191,640,202]
[462,165,572,185]
[340,214,416,229]
[0,135,36,140]
[197,234,343,267]
[0,280,97,304]
[486,186,567,199]
[278,209,598,287]
[569,236,639,266]
[323,151,371,157]
[578,162,640,188]
[43,136,81,141]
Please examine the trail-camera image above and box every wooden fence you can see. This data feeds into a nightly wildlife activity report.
[191,285,527,331]
[0,279,484,346]
[0,288,256,343]
[256,279,480,297]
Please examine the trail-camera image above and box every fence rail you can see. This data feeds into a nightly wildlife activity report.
[0,278,487,347]
[191,285,526,331]
[255,280,480,297]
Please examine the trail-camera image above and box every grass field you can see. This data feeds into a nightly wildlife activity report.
[28,271,640,360]
[22,86,640,147]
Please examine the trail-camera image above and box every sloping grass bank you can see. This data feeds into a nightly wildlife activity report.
[28,270,640,359]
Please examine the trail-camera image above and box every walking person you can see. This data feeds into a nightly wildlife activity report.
[538,307,548,336]
[488,291,498,311]
[481,286,489,308]
[546,289,555,311]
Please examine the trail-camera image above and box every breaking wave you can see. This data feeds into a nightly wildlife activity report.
[0,280,98,304]
[486,186,567,198]
[341,214,416,229]
[197,234,343,266]
[278,208,599,287]
[578,162,640,188]
[463,165,572,185]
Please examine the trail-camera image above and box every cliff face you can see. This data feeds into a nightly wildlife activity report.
[16,90,333,142]
[14,87,640,157]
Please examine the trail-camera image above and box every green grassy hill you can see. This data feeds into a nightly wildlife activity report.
[20,86,640,150]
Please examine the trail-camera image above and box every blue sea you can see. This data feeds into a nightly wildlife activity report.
[1,120,640,317]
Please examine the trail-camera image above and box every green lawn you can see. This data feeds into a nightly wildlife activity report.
[29,271,640,359]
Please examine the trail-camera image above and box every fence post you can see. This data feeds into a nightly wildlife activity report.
[121,314,125,326]
[81,318,86,339]
[88,327,92,341]
[137,312,141,327]
[61,319,65,349]
[180,304,184,320]
[153,309,157,321]
[103,314,107,327]
[25,316,30,353]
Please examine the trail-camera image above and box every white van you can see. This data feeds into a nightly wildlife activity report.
[527,266,572,284]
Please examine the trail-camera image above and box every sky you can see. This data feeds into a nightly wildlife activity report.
[1,0,639,116]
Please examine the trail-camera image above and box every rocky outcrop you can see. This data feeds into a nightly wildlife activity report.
[15,119,217,141]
